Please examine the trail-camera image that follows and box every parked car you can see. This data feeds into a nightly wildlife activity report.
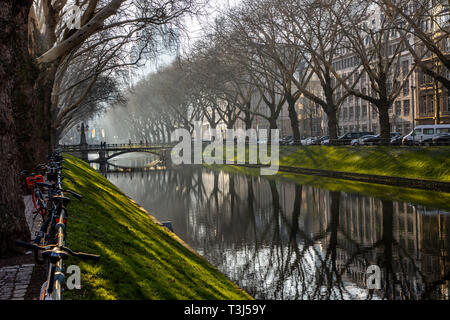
[280,136,294,145]
[425,128,450,146]
[351,135,377,146]
[421,136,435,146]
[360,134,381,145]
[402,124,450,145]
[301,137,316,145]
[338,132,375,145]
[311,136,329,145]
[390,135,404,145]
[432,133,450,145]
[369,132,402,145]
[351,132,401,146]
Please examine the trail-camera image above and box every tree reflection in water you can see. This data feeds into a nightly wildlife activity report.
[105,166,450,300]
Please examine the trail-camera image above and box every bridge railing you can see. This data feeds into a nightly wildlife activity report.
[61,142,176,151]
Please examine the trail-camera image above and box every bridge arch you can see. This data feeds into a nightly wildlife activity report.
[105,149,163,162]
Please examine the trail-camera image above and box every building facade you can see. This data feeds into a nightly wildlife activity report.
[414,4,450,125]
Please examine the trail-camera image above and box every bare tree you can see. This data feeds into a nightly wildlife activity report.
[1,0,204,255]
[377,0,450,124]
[224,0,312,143]
[275,0,361,143]
[192,31,263,133]
[378,0,450,91]
[216,8,287,135]
[330,0,416,143]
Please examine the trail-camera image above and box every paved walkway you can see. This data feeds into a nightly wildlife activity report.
[0,264,34,300]
[0,195,42,300]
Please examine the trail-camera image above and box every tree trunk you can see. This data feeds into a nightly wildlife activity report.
[378,103,391,145]
[0,0,33,256]
[15,65,57,170]
[268,117,278,143]
[244,106,253,130]
[286,96,301,144]
[326,109,339,145]
[244,108,253,148]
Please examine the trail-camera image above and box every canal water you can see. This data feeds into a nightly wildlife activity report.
[91,153,450,300]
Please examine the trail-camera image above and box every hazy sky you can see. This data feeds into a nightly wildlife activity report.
[133,0,241,79]
[181,0,241,51]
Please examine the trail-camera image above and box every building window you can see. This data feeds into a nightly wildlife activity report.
[362,105,367,119]
[421,97,427,114]
[430,96,434,113]
[421,19,431,32]
[402,60,409,77]
[447,95,450,112]
[403,100,410,116]
[403,80,409,96]
[395,101,402,116]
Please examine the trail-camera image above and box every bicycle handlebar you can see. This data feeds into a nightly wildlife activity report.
[34,182,82,200]
[15,241,100,261]
[15,240,40,250]
[65,190,82,200]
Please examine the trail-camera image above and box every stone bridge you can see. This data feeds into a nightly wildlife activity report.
[61,143,175,165]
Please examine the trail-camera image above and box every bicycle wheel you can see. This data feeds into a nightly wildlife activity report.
[39,280,54,300]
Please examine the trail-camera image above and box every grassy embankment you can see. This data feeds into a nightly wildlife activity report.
[205,145,450,181]
[277,145,450,182]
[205,145,450,210]
[62,153,251,300]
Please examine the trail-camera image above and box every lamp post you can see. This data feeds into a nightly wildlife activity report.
[411,79,416,145]
[76,123,89,146]
[76,123,90,162]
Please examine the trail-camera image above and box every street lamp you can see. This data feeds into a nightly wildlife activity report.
[411,83,416,145]
[76,123,89,146]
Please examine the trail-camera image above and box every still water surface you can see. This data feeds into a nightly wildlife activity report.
[92,153,450,300]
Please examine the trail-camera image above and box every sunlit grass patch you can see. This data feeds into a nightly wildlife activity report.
[277,146,450,182]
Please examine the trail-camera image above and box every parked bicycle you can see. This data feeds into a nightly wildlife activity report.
[17,150,100,300]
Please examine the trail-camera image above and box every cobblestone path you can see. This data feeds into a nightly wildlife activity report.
[0,195,42,300]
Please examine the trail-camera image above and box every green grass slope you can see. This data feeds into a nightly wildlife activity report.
[62,154,251,300]
[278,146,450,182]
